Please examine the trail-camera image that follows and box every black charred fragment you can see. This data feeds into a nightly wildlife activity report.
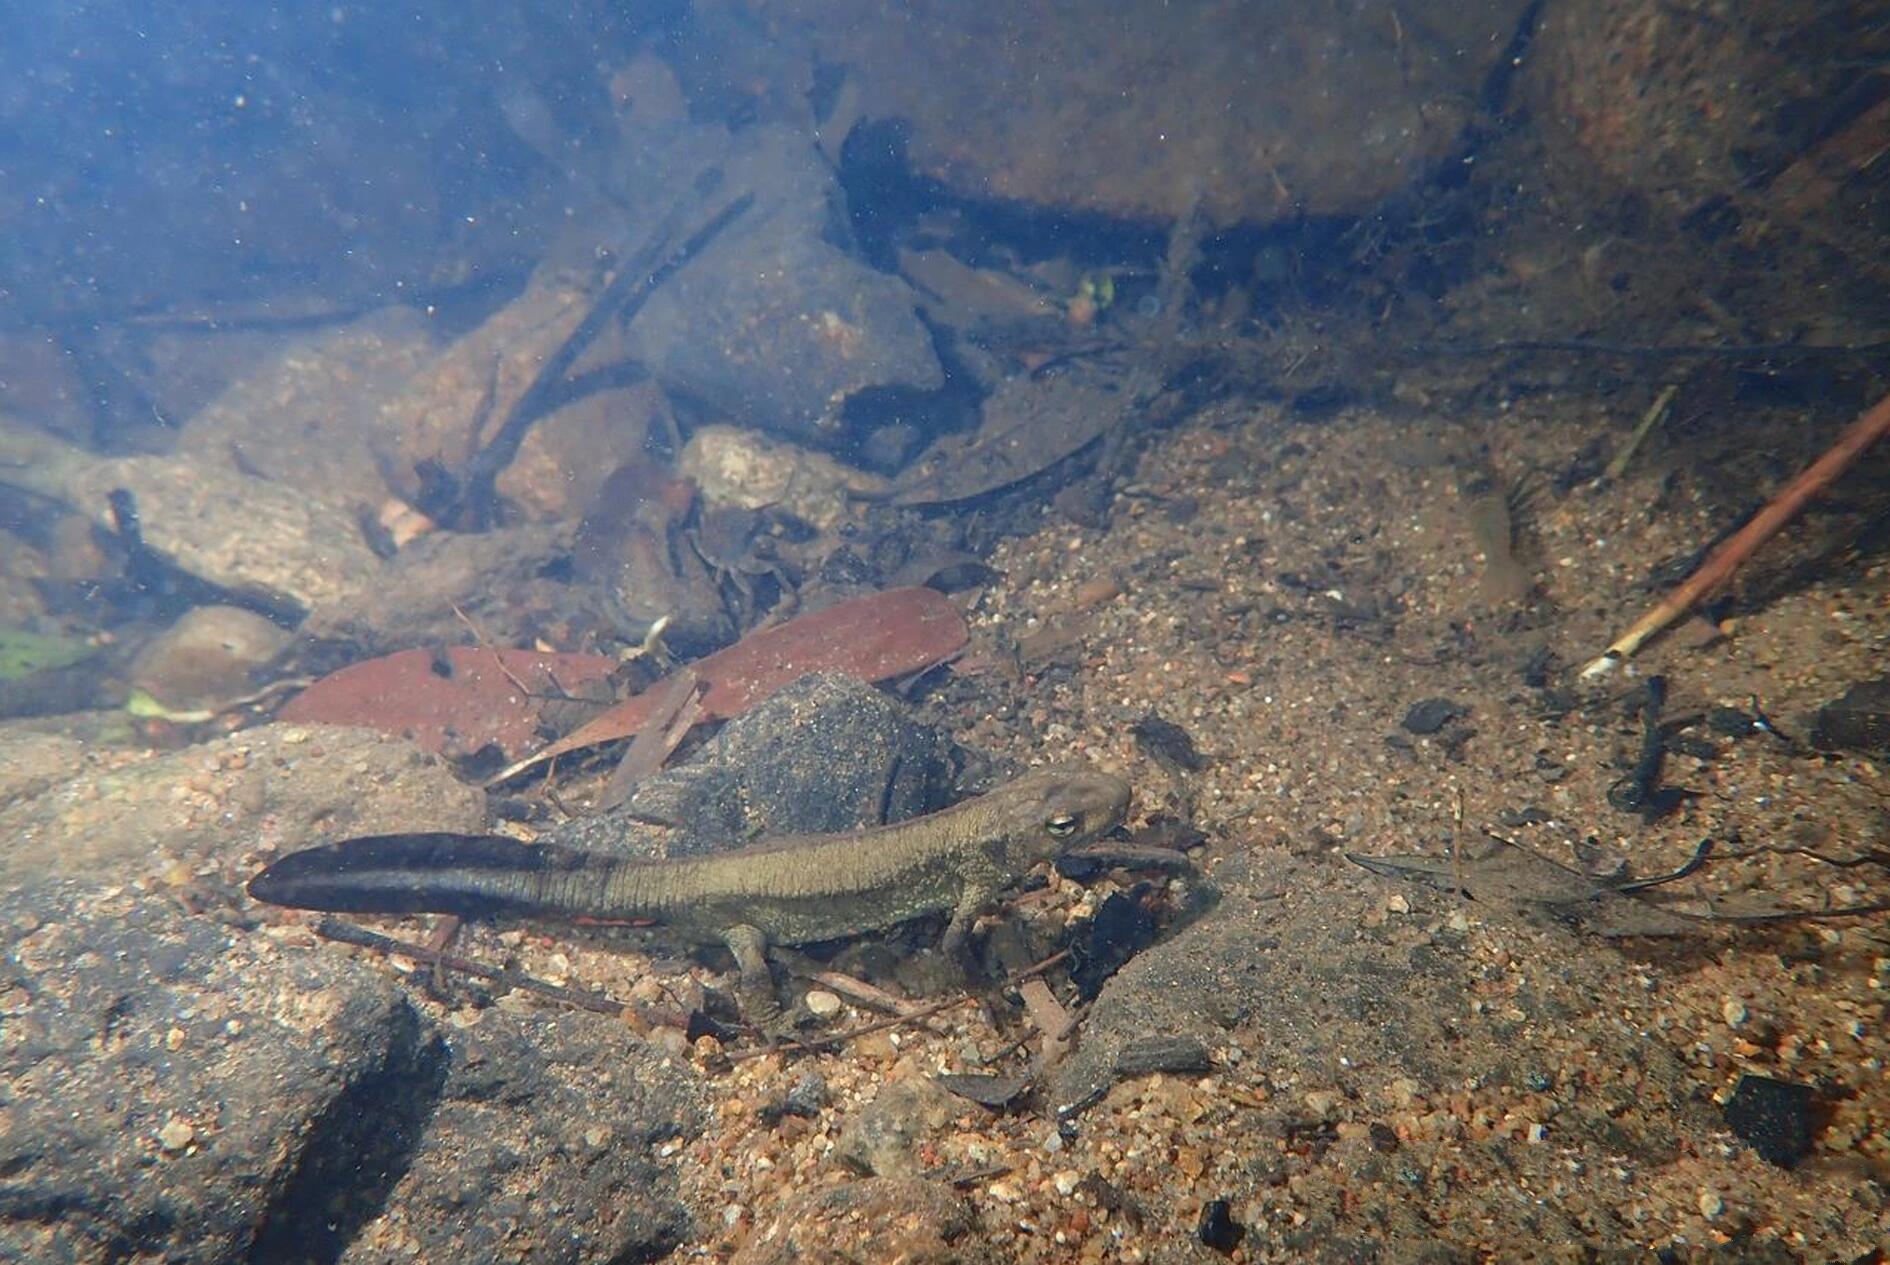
[1518,643,1556,689]
[1606,675,1697,823]
[1401,697,1466,735]
[1069,884,1162,999]
[1196,1199,1244,1254]
[1113,1034,1213,1078]
[935,1072,1034,1110]
[1131,714,1205,772]
[1723,1074,1820,1169]
[448,742,509,783]
[1811,677,1890,756]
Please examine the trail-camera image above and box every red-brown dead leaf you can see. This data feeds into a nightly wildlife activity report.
[278,646,618,759]
[492,586,968,782]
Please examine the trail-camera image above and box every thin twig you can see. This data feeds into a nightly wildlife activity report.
[800,968,931,1018]
[600,668,702,810]
[1423,337,1890,359]
[729,947,1079,1062]
[1710,842,1890,870]
[450,602,535,697]
[729,994,976,1063]
[313,916,629,1017]
[1602,383,1678,483]
[1451,785,1465,901]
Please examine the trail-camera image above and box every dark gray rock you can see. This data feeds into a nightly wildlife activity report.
[0,879,431,1265]
[0,879,701,1265]
[1722,1074,1819,1170]
[0,723,486,883]
[620,125,942,448]
[64,454,382,617]
[300,523,574,654]
[552,671,959,860]
[713,0,1536,225]
[1053,849,1715,1173]
[334,1012,699,1265]
[833,1080,958,1180]
[1810,676,1890,757]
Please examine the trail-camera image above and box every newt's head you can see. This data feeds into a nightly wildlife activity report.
[1000,768,1132,869]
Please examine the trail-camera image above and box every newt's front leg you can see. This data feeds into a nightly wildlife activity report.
[939,882,996,961]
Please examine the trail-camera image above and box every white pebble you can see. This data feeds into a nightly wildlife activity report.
[803,990,843,1019]
[1721,998,1748,1028]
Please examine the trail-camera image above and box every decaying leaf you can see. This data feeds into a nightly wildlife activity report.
[490,586,969,783]
[278,646,618,760]
[598,668,704,810]
[1348,841,1703,937]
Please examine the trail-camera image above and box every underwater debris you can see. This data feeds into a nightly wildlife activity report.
[278,646,619,760]
[1453,464,1534,607]
[453,194,755,530]
[1722,1074,1820,1170]
[1130,714,1204,773]
[1349,833,1890,938]
[1605,674,1696,823]
[1583,387,1890,677]
[1401,697,1467,735]
[488,586,968,784]
[1810,676,1890,757]
[885,365,1155,507]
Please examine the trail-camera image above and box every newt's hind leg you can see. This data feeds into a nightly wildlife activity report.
[722,923,797,1038]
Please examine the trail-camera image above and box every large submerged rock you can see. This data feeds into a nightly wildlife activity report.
[618,123,943,445]
[0,880,699,1265]
[738,0,1536,224]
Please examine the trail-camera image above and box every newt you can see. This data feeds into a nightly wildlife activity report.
[248,767,1131,1025]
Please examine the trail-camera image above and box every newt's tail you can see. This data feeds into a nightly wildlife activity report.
[247,833,608,920]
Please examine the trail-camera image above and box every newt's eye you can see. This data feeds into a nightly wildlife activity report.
[1045,813,1079,837]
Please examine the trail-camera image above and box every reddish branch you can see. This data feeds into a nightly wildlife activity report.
[1583,388,1890,678]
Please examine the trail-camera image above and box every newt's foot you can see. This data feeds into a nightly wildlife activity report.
[738,978,808,1044]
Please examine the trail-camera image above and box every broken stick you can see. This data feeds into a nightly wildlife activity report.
[1583,388,1890,679]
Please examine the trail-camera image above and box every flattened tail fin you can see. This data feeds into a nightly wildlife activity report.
[247,832,605,919]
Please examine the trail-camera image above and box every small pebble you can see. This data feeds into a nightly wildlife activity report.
[1073,576,1123,609]
[156,1117,195,1152]
[804,989,844,1019]
[1401,697,1465,734]
[1698,1189,1724,1219]
[1721,998,1748,1028]
[784,1070,830,1117]
[651,1026,691,1058]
